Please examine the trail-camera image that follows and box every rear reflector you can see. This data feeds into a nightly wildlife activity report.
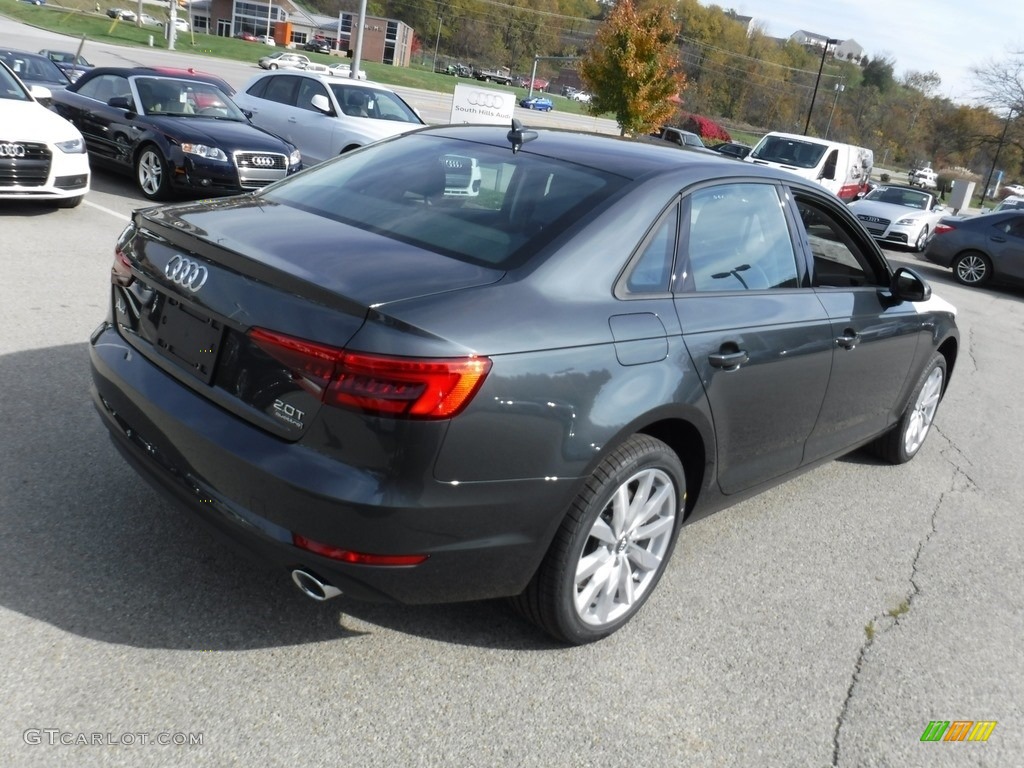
[249,327,491,419]
[293,534,428,566]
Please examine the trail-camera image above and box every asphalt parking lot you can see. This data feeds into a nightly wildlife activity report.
[1,18,1022,768]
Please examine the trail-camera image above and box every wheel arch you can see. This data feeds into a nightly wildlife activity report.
[636,418,708,518]
[937,336,958,391]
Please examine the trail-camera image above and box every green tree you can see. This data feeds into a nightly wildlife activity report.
[578,0,684,135]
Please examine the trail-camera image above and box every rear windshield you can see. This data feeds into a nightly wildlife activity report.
[262,134,622,268]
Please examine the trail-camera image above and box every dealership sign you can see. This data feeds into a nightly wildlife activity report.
[450,83,515,125]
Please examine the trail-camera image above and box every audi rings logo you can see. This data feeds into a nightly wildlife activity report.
[0,143,27,158]
[164,255,209,292]
[250,155,275,167]
[466,91,505,109]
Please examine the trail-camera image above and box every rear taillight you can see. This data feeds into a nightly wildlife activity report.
[249,327,491,419]
[112,250,134,286]
[933,223,956,236]
[112,225,136,286]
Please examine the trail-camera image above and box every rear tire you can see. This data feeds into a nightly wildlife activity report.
[512,434,685,645]
[953,251,990,286]
[871,353,946,464]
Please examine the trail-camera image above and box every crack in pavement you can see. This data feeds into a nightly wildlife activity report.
[830,432,977,766]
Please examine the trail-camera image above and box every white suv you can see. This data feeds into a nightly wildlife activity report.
[233,71,424,166]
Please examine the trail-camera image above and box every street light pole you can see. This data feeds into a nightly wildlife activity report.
[804,37,838,136]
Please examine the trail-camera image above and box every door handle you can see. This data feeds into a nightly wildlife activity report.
[708,350,749,370]
[836,330,860,349]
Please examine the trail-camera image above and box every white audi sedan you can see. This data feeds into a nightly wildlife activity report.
[233,71,424,166]
[848,184,947,252]
[0,60,89,208]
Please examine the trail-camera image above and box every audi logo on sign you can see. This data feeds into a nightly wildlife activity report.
[0,143,27,158]
[164,255,209,293]
[250,156,275,167]
[466,91,505,109]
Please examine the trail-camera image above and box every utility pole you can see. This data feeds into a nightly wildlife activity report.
[804,38,838,135]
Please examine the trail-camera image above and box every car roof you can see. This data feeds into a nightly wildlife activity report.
[248,69,393,91]
[414,124,807,182]
[70,66,235,94]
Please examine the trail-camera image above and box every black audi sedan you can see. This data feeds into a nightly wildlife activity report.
[89,124,959,644]
[50,67,301,200]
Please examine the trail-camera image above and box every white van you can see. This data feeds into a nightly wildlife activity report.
[745,131,873,201]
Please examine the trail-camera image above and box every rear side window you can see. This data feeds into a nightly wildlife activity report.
[263,134,622,269]
[683,183,799,291]
[259,75,298,106]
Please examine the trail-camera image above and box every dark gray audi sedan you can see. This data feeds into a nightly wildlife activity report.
[89,124,959,644]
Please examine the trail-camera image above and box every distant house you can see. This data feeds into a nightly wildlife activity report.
[724,11,754,36]
[789,30,835,49]
[835,39,864,63]
[787,31,863,63]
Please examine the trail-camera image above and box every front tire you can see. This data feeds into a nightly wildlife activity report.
[953,251,990,286]
[136,145,171,201]
[913,225,930,252]
[513,434,685,644]
[55,195,84,209]
[871,353,946,464]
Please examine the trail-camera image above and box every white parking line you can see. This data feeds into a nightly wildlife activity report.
[84,198,132,222]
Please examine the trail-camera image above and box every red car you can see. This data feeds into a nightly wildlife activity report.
[235,32,258,42]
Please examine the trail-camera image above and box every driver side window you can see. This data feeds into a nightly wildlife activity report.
[297,78,328,112]
[794,193,886,287]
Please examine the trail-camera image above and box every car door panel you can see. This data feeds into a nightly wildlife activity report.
[805,289,922,459]
[790,188,924,461]
[677,292,833,494]
[992,217,1024,282]
[673,182,832,495]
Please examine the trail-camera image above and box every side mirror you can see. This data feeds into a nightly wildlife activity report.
[29,84,53,102]
[310,93,332,114]
[108,95,132,110]
[890,266,932,303]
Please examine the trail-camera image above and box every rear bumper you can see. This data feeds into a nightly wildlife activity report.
[89,323,574,605]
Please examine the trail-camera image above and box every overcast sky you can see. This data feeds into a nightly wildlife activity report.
[728,0,1022,104]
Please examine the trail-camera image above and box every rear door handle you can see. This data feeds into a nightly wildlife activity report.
[708,350,749,370]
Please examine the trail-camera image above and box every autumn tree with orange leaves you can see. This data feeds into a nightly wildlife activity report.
[578,0,685,136]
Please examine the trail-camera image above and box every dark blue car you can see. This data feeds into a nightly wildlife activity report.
[519,96,553,112]
[50,67,301,200]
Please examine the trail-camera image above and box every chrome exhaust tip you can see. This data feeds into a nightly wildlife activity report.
[291,569,342,601]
